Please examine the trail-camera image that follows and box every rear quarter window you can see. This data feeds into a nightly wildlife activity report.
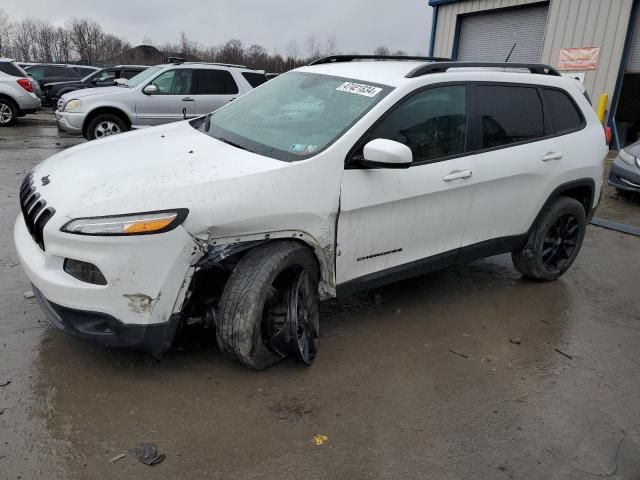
[542,88,585,134]
[195,69,239,95]
[242,72,268,88]
[0,62,26,77]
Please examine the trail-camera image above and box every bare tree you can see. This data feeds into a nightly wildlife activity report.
[373,46,391,56]
[68,18,105,64]
[33,20,57,62]
[0,9,11,57]
[179,31,198,57]
[12,19,39,61]
[245,44,267,68]
[324,34,338,56]
[52,26,73,63]
[219,39,244,65]
[306,33,321,61]
[392,49,408,56]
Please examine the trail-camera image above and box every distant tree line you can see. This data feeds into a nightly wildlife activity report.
[0,9,411,72]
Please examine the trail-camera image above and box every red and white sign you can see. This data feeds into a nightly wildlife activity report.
[557,47,600,71]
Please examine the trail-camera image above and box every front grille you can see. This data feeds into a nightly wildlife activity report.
[19,172,55,250]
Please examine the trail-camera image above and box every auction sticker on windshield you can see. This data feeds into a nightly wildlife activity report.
[336,82,382,97]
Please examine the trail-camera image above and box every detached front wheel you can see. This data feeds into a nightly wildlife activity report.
[215,241,320,370]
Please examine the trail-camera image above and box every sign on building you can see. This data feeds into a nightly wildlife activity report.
[557,47,600,70]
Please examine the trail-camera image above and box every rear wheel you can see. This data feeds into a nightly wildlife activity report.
[512,196,586,281]
[215,241,320,370]
[85,113,128,140]
[0,98,18,127]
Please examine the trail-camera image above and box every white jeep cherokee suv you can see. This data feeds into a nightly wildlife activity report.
[15,56,607,369]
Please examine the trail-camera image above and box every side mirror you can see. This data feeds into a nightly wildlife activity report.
[358,138,413,169]
[143,84,159,95]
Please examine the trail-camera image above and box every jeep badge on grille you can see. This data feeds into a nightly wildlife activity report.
[41,175,50,186]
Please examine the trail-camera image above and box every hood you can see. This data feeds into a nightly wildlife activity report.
[31,121,291,233]
[60,85,126,101]
[623,139,640,157]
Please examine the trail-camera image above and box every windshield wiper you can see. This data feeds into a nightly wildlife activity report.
[217,137,252,152]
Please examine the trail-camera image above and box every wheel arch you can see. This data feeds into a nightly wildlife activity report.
[531,179,596,232]
[0,93,18,109]
[197,233,335,300]
[82,106,132,137]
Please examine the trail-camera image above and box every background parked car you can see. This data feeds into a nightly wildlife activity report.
[56,62,268,140]
[24,64,82,99]
[42,65,148,106]
[609,141,640,196]
[71,65,100,77]
[0,58,41,126]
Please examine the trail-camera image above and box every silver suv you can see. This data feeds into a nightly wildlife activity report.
[0,58,41,126]
[55,62,267,140]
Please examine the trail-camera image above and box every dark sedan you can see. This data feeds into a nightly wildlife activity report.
[609,140,640,194]
[42,65,148,106]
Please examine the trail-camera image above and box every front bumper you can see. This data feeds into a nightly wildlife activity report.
[608,156,640,192]
[14,214,201,353]
[35,288,181,355]
[54,110,84,135]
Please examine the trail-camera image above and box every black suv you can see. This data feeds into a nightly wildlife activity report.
[42,65,148,106]
[24,64,82,99]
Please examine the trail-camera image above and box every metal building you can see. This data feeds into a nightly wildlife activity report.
[428,0,640,149]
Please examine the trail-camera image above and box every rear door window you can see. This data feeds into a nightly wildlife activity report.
[475,85,544,149]
[195,69,239,95]
[542,88,584,134]
[241,72,268,88]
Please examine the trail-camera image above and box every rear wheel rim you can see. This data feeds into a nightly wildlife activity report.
[541,213,580,272]
[0,103,13,124]
[94,120,121,138]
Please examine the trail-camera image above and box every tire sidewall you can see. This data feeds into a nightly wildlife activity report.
[216,242,319,370]
[0,98,18,127]
[529,198,587,280]
[86,114,127,140]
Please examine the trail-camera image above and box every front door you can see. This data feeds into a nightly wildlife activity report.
[193,69,240,116]
[135,68,195,125]
[336,85,474,287]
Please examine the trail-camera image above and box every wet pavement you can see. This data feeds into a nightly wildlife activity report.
[1,115,640,479]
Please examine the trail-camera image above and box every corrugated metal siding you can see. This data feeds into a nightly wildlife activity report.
[626,2,640,72]
[457,4,548,62]
[432,0,544,59]
[540,0,632,113]
[432,0,634,117]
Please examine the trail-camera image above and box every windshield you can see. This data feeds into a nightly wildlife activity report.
[195,72,392,162]
[82,69,112,83]
[126,65,160,88]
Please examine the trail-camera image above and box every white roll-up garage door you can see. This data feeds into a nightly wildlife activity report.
[456,4,549,63]
[626,4,640,72]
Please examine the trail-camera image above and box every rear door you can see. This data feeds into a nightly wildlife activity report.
[460,83,563,251]
[135,68,195,125]
[192,68,239,116]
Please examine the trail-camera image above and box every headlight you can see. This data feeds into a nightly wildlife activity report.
[619,149,637,166]
[63,99,82,111]
[61,209,189,236]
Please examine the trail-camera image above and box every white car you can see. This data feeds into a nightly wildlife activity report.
[15,56,608,369]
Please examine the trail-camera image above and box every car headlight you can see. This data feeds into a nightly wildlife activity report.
[63,99,82,112]
[619,148,638,166]
[61,209,189,236]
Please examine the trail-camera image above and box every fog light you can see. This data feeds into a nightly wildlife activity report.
[63,259,107,286]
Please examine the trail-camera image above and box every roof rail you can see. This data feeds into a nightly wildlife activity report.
[406,62,562,78]
[182,61,249,69]
[309,55,452,65]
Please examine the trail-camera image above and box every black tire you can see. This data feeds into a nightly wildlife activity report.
[85,113,128,140]
[0,98,18,127]
[512,196,587,281]
[216,241,320,370]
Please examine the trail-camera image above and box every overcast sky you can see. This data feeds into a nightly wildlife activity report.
[2,0,433,56]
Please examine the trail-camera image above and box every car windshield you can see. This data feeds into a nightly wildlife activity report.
[195,72,392,162]
[82,69,107,82]
[125,65,160,88]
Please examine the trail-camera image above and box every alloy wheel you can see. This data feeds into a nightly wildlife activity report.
[0,103,13,124]
[542,213,580,272]
[94,121,121,138]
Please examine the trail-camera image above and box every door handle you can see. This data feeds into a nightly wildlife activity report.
[229,98,236,102]
[182,97,194,102]
[442,170,472,182]
[541,152,563,161]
